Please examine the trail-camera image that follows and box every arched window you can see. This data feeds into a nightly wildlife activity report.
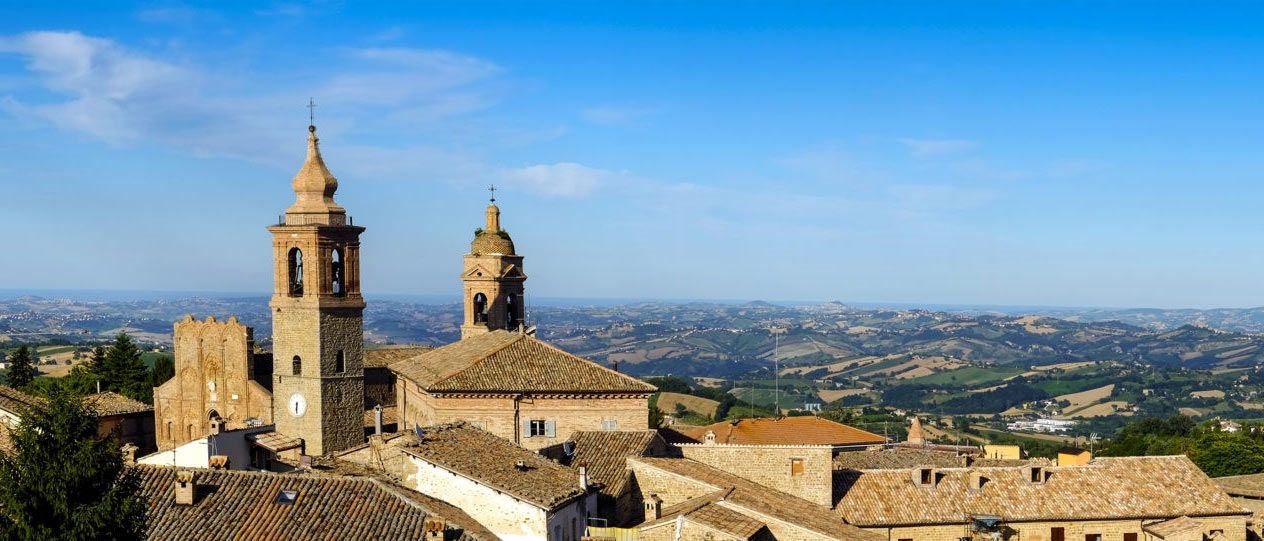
[292,355,301,376]
[473,293,488,324]
[335,350,345,373]
[208,409,220,421]
[331,248,345,296]
[288,248,304,296]
[506,294,519,330]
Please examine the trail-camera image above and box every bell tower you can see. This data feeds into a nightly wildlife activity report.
[266,124,365,456]
[461,190,527,339]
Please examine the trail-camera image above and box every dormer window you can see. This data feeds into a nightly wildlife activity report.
[1028,466,1045,484]
[913,466,936,487]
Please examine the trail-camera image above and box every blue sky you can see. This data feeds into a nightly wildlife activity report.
[3,2,1264,308]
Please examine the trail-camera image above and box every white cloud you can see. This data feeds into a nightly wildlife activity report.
[897,138,979,158]
[580,106,658,126]
[502,162,613,198]
[0,31,504,165]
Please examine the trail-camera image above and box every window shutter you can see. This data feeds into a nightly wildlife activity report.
[545,420,557,438]
[523,419,533,438]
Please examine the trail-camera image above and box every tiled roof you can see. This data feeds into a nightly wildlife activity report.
[138,465,492,540]
[673,416,886,446]
[565,430,663,498]
[631,457,881,541]
[833,456,1248,526]
[644,489,769,540]
[1215,472,1264,499]
[401,423,588,509]
[365,346,434,368]
[86,392,152,416]
[248,431,303,453]
[834,448,1039,470]
[0,384,41,414]
[1143,516,1203,539]
[390,330,656,393]
[892,441,981,454]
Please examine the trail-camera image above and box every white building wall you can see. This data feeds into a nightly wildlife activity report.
[405,454,591,541]
[547,493,597,541]
[139,437,210,468]
[137,425,275,470]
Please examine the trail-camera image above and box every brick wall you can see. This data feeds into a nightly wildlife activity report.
[869,515,1247,541]
[396,380,649,450]
[679,443,834,506]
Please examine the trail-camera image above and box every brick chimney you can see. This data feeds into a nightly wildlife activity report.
[209,455,229,470]
[175,470,196,505]
[644,494,663,521]
[120,443,138,466]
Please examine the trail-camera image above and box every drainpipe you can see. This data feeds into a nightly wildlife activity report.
[513,393,523,445]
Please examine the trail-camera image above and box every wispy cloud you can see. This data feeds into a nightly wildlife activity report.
[897,138,979,158]
[137,5,217,23]
[580,105,658,126]
[502,162,613,197]
[0,31,504,166]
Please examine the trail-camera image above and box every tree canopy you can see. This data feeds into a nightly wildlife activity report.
[3,346,36,391]
[0,386,147,539]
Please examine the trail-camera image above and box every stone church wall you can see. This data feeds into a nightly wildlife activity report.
[154,315,272,450]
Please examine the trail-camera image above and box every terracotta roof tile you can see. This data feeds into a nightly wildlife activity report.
[833,456,1248,526]
[0,384,41,414]
[631,457,881,541]
[1143,516,1203,538]
[138,465,492,540]
[1215,472,1264,499]
[86,392,152,416]
[365,346,434,368]
[401,423,588,509]
[674,417,886,446]
[565,430,663,497]
[390,331,655,393]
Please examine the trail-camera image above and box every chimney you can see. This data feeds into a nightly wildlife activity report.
[209,455,229,470]
[578,464,588,490]
[515,459,528,471]
[120,443,139,466]
[612,361,619,373]
[644,494,663,521]
[209,416,225,435]
[374,404,383,436]
[175,470,196,505]
[424,517,445,539]
[967,471,985,492]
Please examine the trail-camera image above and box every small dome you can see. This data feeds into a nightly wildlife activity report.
[471,230,515,255]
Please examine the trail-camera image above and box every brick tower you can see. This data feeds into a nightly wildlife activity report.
[460,194,527,339]
[267,124,365,456]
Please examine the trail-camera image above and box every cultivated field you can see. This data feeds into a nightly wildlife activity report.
[657,392,720,418]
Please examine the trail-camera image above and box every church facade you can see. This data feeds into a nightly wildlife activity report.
[152,121,652,459]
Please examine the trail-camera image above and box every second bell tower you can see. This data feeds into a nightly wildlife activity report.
[267,124,365,456]
[461,195,527,339]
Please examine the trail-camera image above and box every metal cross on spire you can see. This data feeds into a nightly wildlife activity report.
[488,184,496,202]
[307,97,318,127]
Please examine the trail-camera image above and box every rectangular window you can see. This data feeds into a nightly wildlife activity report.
[1085,534,1102,541]
[1124,534,1138,541]
[790,458,805,476]
[529,420,547,437]
[1051,527,1065,541]
[601,419,618,430]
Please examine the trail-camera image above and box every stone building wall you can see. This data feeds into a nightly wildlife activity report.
[679,443,834,506]
[154,316,272,450]
[396,378,649,450]
[868,515,1247,541]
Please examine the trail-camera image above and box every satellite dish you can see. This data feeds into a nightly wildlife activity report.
[563,441,576,456]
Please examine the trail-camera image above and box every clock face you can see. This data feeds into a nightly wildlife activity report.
[288,393,307,417]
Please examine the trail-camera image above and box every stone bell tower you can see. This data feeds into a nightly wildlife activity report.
[266,124,365,456]
[460,191,527,339]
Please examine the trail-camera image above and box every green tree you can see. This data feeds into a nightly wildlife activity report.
[1189,431,1264,478]
[0,386,147,539]
[146,355,174,390]
[100,334,150,403]
[84,346,106,376]
[4,346,36,391]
